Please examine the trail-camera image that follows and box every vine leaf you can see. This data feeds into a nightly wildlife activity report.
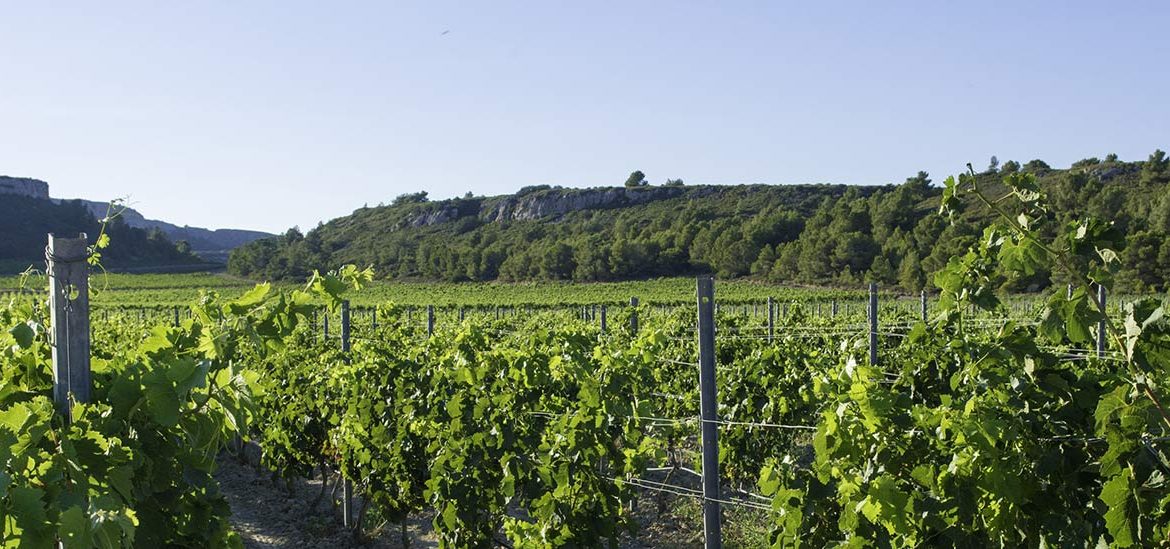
[1100,467,1138,547]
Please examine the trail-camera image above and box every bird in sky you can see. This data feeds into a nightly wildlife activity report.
[441,30,450,35]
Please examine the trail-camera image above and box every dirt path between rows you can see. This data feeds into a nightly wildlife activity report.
[216,454,438,548]
[215,451,712,548]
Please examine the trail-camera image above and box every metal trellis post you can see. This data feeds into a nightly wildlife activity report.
[868,283,878,366]
[696,277,722,548]
[767,296,774,342]
[630,297,639,334]
[340,301,354,528]
[1097,285,1107,358]
[427,305,435,336]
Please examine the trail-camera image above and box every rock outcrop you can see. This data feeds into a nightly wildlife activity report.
[0,176,49,199]
[398,186,725,229]
[483,186,688,222]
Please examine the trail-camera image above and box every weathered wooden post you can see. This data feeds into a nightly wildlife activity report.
[920,290,928,322]
[427,305,435,336]
[696,277,722,548]
[48,234,91,422]
[600,305,607,333]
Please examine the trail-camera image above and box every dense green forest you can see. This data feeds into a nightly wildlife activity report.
[228,151,1170,292]
[0,195,202,273]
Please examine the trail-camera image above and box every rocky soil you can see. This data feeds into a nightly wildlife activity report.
[215,451,752,548]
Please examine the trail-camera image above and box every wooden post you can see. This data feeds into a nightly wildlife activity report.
[48,234,91,422]
[340,301,354,528]
[600,305,607,333]
[696,277,722,548]
[920,290,928,322]
[173,306,180,327]
[868,283,878,366]
[831,299,838,317]
[767,297,775,342]
[1097,285,1107,359]
[630,297,639,334]
[427,305,435,336]
[323,311,330,340]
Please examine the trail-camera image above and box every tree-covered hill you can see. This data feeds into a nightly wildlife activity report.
[0,195,203,273]
[228,151,1170,292]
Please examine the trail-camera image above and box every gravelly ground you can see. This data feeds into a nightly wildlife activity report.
[216,451,719,548]
[216,455,438,548]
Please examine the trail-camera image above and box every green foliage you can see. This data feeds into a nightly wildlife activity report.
[393,191,430,206]
[1141,149,1169,186]
[624,170,647,188]
[225,153,1170,292]
[0,196,200,274]
[0,259,366,546]
[757,166,1170,547]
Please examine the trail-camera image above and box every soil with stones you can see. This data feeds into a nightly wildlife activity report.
[216,453,437,549]
[215,450,748,548]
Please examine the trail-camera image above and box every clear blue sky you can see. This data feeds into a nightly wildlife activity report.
[2,1,1167,234]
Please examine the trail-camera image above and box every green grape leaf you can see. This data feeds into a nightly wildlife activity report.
[144,376,181,427]
[12,485,52,548]
[58,505,89,548]
[1100,468,1137,547]
[8,322,34,349]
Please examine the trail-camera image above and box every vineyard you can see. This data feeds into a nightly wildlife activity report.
[0,273,879,308]
[3,171,1170,547]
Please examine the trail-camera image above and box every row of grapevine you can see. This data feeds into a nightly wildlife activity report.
[239,171,1170,547]
[2,170,1168,547]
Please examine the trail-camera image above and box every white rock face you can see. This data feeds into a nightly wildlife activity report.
[482,186,691,222]
[0,176,49,199]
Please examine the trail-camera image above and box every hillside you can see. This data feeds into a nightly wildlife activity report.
[67,199,271,262]
[0,174,272,270]
[0,195,204,273]
[229,153,1170,292]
